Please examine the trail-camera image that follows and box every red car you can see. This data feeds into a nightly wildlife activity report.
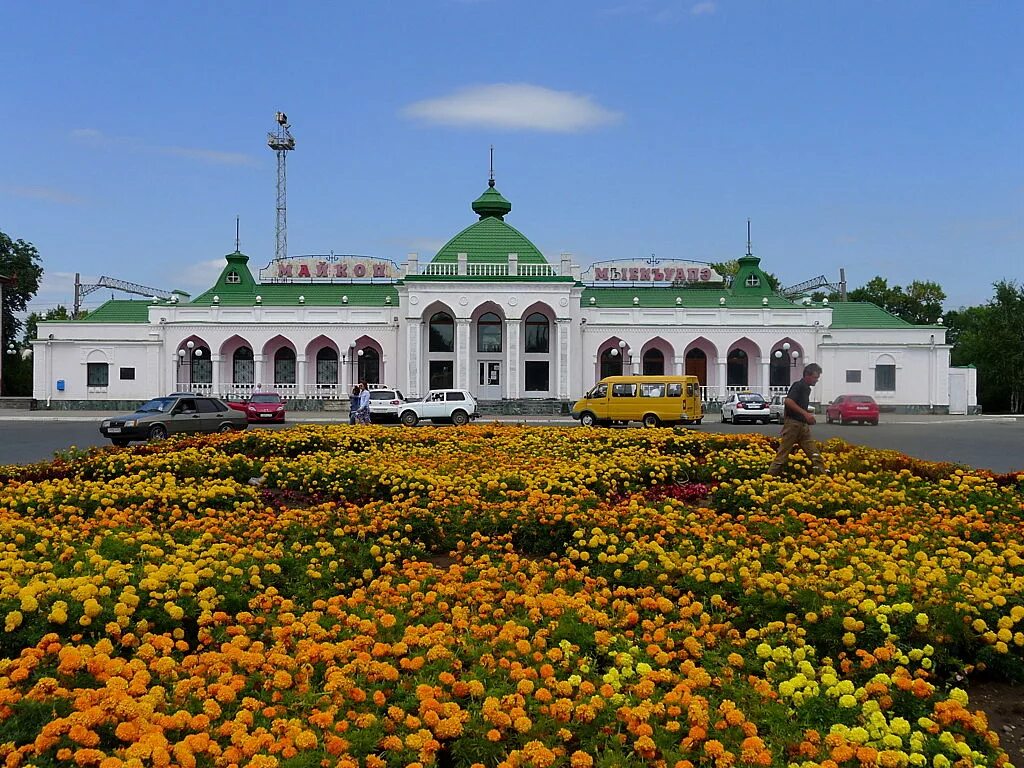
[229,392,286,423]
[825,394,879,426]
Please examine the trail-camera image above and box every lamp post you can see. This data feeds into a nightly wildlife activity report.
[177,340,204,390]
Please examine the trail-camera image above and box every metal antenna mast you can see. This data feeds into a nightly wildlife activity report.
[267,112,296,262]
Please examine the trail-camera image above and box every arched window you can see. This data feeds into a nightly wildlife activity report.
[274,348,296,385]
[600,348,624,379]
[225,270,241,285]
[524,313,549,353]
[727,349,748,388]
[429,312,454,352]
[358,348,380,384]
[642,349,665,376]
[477,312,502,353]
[232,347,254,384]
[191,346,212,384]
[316,348,338,385]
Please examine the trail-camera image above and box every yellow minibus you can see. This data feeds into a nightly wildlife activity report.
[570,375,703,427]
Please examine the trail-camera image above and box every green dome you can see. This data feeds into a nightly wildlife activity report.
[431,183,548,266]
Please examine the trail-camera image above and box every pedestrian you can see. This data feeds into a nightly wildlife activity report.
[766,362,827,476]
[356,381,372,425]
[348,385,361,425]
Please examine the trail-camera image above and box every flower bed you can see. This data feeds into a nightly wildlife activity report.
[0,425,1021,768]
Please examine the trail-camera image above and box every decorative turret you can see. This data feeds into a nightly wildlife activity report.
[471,179,512,220]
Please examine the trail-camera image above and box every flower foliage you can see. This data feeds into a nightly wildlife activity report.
[0,425,1022,768]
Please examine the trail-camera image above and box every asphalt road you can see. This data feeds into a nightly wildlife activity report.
[1,415,1022,473]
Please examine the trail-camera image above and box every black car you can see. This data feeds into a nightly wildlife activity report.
[100,395,248,445]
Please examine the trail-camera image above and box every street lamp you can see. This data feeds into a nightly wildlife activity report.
[773,342,800,365]
[177,341,204,388]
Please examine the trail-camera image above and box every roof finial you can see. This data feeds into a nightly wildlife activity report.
[235,215,241,252]
[746,218,752,257]
[488,144,495,188]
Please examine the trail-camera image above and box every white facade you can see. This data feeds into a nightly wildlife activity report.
[32,262,967,412]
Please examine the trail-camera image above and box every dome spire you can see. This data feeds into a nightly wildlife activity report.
[472,145,511,219]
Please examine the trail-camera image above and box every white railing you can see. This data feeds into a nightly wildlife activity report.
[414,261,559,277]
[174,382,214,396]
[220,383,256,401]
[311,384,344,400]
[467,262,509,277]
[272,384,298,399]
[517,263,557,277]
[423,263,458,276]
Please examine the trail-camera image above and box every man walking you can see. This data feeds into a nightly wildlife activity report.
[767,362,827,476]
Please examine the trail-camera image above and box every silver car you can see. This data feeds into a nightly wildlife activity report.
[100,395,248,445]
[720,392,771,424]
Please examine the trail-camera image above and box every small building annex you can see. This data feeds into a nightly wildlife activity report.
[32,179,974,413]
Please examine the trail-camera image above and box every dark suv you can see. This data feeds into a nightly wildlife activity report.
[100,395,248,445]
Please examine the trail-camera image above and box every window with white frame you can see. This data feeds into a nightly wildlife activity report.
[87,362,109,388]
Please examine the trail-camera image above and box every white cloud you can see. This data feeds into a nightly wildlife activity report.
[1,185,86,205]
[70,128,257,167]
[599,1,713,22]
[404,84,622,133]
[173,258,228,294]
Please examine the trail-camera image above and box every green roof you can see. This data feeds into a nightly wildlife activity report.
[186,251,399,306]
[581,287,798,308]
[189,281,398,307]
[827,302,914,329]
[431,183,548,266]
[72,300,151,323]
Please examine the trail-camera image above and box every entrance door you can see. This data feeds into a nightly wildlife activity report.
[478,361,501,400]
[685,351,707,386]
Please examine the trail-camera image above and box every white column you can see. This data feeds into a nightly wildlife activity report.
[253,354,265,389]
[169,353,180,393]
[717,360,727,398]
[407,321,421,398]
[211,354,223,397]
[555,318,571,400]
[296,354,307,397]
[674,356,684,376]
[456,319,471,390]
[505,319,521,399]
[760,360,771,396]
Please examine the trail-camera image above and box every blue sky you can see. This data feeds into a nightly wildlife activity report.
[3,1,1021,314]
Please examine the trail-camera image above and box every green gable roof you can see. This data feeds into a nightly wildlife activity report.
[72,300,151,323]
[189,281,398,307]
[183,251,399,306]
[827,302,915,329]
[581,287,797,309]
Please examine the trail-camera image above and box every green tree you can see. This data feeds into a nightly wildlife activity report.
[24,305,71,344]
[833,276,946,325]
[945,281,1024,413]
[0,231,44,350]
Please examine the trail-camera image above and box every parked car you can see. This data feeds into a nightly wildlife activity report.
[368,387,406,423]
[720,392,771,424]
[768,393,816,423]
[826,394,880,425]
[100,395,247,445]
[398,389,479,426]
[228,392,286,423]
